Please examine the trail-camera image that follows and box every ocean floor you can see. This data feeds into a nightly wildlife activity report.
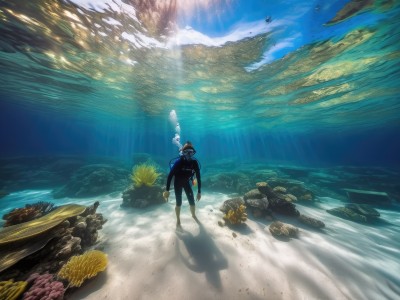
[1,190,399,300]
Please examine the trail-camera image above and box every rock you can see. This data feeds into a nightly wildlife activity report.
[243,189,264,200]
[245,197,269,210]
[256,182,276,198]
[272,186,287,193]
[121,185,165,208]
[232,232,237,238]
[285,194,297,202]
[220,197,245,214]
[345,203,380,220]
[298,214,325,229]
[269,221,299,238]
[218,220,225,227]
[268,198,300,217]
[327,207,367,223]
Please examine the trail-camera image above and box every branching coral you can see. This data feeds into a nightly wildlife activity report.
[57,250,108,287]
[3,202,55,227]
[23,273,64,300]
[0,279,28,300]
[223,204,247,225]
[130,163,160,187]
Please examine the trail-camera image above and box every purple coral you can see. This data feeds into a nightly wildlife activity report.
[23,273,65,300]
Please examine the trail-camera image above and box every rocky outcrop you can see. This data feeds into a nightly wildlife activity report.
[121,185,165,208]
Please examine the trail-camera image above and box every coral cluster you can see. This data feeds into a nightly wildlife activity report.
[58,250,108,287]
[2,202,55,227]
[22,273,64,300]
[131,163,160,187]
[0,279,27,300]
[223,204,247,225]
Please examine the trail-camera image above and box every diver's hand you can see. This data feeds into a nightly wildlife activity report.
[163,191,170,202]
[196,193,201,201]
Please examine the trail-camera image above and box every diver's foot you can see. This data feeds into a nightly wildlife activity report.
[176,220,181,227]
[192,215,199,223]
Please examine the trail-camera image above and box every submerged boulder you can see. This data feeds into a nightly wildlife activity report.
[298,214,325,229]
[269,221,299,238]
[121,185,165,208]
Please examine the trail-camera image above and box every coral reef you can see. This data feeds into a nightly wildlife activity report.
[0,202,106,278]
[58,250,108,288]
[223,204,247,225]
[0,204,86,246]
[298,214,325,229]
[131,163,160,187]
[269,221,299,238]
[52,164,129,198]
[204,172,252,195]
[3,202,55,227]
[0,279,27,300]
[22,273,64,300]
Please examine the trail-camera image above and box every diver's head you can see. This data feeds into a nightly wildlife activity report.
[180,141,196,160]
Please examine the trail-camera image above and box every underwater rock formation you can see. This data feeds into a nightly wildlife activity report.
[250,182,300,217]
[265,179,316,203]
[298,214,325,229]
[121,185,165,208]
[53,164,129,198]
[57,250,107,288]
[23,273,64,300]
[220,197,245,214]
[269,221,299,238]
[327,204,380,223]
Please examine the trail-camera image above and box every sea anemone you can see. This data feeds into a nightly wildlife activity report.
[130,163,160,187]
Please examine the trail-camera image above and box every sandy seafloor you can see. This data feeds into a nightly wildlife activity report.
[1,190,400,300]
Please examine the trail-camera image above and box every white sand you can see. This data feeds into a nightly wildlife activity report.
[2,191,400,300]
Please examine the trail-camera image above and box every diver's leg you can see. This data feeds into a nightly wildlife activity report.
[183,182,197,220]
[174,181,183,226]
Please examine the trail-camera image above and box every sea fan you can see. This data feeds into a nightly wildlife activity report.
[57,250,108,287]
[131,163,160,187]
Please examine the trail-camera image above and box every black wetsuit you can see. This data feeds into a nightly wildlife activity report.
[166,157,201,207]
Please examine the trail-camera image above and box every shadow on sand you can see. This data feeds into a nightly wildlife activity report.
[175,221,228,291]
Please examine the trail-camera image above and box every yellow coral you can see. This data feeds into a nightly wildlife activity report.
[0,279,27,300]
[58,250,108,287]
[131,163,160,187]
[223,204,247,225]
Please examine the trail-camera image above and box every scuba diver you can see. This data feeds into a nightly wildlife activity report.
[163,141,201,226]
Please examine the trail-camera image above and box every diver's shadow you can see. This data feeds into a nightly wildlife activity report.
[175,222,228,291]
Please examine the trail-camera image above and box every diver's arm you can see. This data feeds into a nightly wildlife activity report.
[194,161,201,194]
[166,160,179,191]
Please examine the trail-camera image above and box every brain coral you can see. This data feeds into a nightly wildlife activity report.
[0,279,28,300]
[57,250,108,287]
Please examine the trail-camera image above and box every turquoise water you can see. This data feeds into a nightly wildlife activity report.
[1,1,400,299]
